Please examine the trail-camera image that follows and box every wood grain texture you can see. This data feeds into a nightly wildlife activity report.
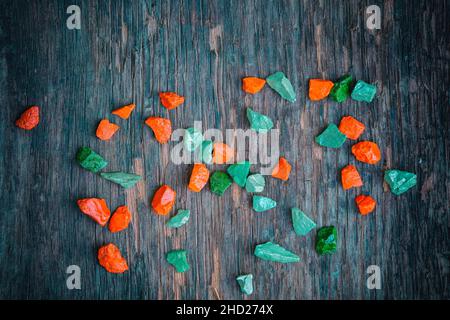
[0,0,448,299]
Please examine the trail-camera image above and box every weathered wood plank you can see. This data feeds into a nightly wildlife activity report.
[0,0,448,299]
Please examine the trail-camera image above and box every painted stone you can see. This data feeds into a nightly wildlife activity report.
[76,146,108,173]
[384,169,417,195]
[210,171,232,196]
[291,208,316,236]
[246,107,274,132]
[316,226,337,255]
[166,250,190,273]
[315,124,347,148]
[330,75,353,102]
[245,174,265,193]
[166,209,190,228]
[99,172,142,189]
[266,71,296,102]
[184,127,203,152]
[252,196,277,212]
[236,274,254,295]
[227,161,251,187]
[351,80,377,103]
[254,242,300,263]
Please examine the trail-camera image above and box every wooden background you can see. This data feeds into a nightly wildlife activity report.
[0,0,448,300]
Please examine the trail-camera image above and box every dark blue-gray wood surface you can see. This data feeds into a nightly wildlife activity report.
[0,0,448,299]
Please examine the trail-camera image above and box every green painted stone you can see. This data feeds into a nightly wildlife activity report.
[99,172,142,189]
[252,196,277,212]
[254,242,300,263]
[76,146,108,173]
[315,226,337,255]
[315,124,347,148]
[236,274,254,295]
[166,209,190,228]
[245,174,265,193]
[227,161,251,187]
[166,250,190,273]
[246,108,274,132]
[351,80,377,103]
[195,140,213,164]
[384,169,417,195]
[291,208,316,236]
[266,71,296,102]
[330,74,353,102]
[184,127,203,152]
[210,171,232,196]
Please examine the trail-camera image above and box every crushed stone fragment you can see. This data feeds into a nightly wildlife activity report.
[315,124,347,148]
[266,71,296,102]
[291,208,316,236]
[254,242,300,263]
[245,174,265,193]
[316,226,337,255]
[100,172,142,189]
[252,196,277,212]
[76,146,108,173]
[166,249,190,272]
[227,161,251,187]
[246,107,274,132]
[384,169,417,195]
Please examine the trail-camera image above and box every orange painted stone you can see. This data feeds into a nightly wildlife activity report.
[351,141,381,164]
[355,195,376,215]
[108,205,132,233]
[98,243,129,273]
[15,105,40,130]
[188,163,210,192]
[151,185,176,215]
[112,103,135,119]
[308,79,334,101]
[212,143,234,164]
[159,92,185,110]
[339,116,365,140]
[77,198,111,226]
[145,117,172,144]
[271,157,292,181]
[96,119,120,140]
[242,77,266,94]
[341,165,363,190]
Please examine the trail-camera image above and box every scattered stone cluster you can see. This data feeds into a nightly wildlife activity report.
[14,70,417,296]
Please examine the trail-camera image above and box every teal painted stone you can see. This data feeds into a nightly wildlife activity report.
[166,209,190,228]
[76,146,108,173]
[291,208,316,236]
[315,226,337,255]
[266,71,296,102]
[315,124,347,148]
[351,80,377,103]
[227,161,251,187]
[254,242,300,263]
[210,171,232,196]
[245,174,265,193]
[184,127,203,152]
[330,75,353,102]
[99,172,142,189]
[166,250,190,273]
[384,169,417,195]
[236,274,254,295]
[246,107,274,132]
[195,140,213,164]
[252,196,277,212]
